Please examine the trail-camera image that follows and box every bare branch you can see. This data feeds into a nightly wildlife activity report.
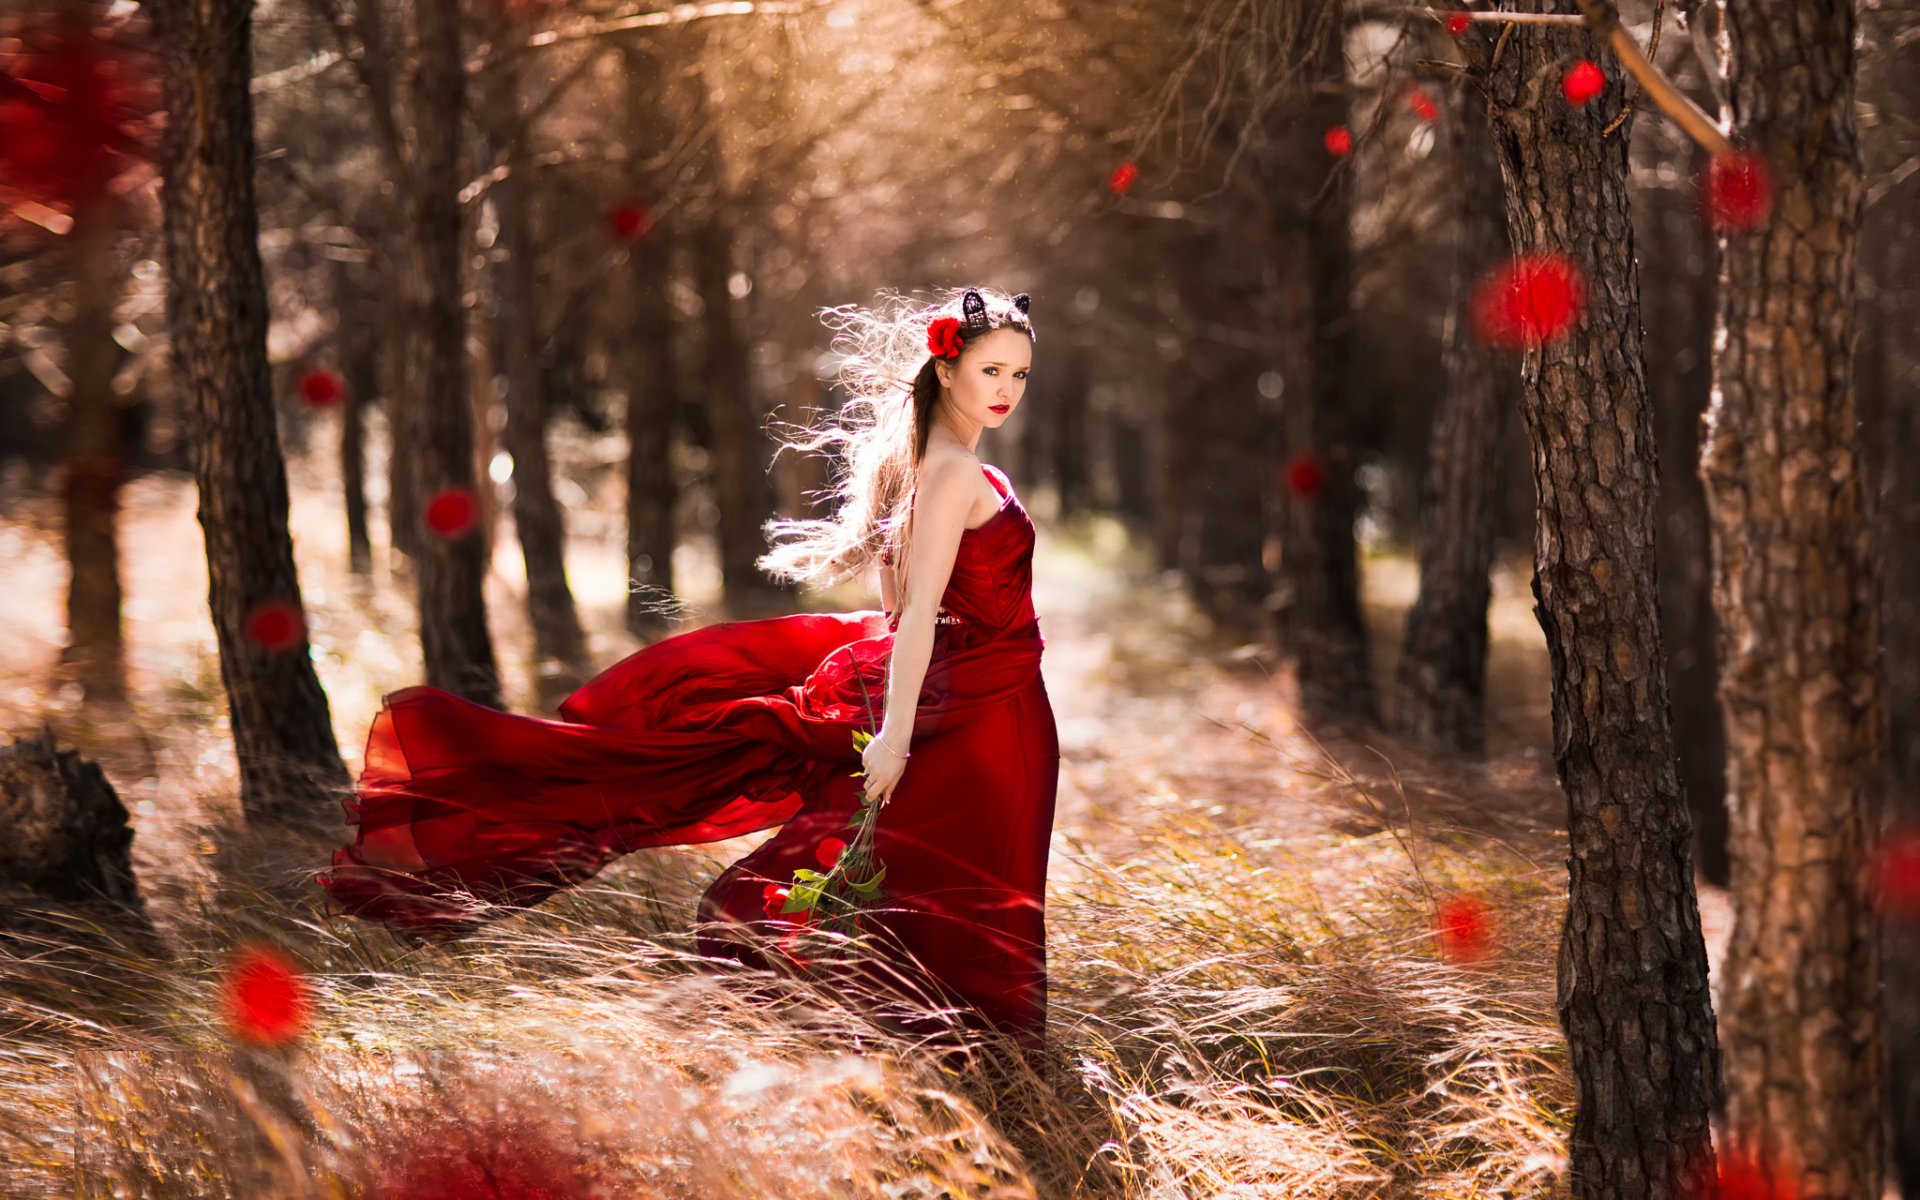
[1573,0,1731,155]
[523,0,824,51]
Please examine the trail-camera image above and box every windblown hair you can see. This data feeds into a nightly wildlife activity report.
[757,285,1037,592]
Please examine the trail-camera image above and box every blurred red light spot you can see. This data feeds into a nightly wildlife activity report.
[1283,453,1326,500]
[605,200,651,242]
[1108,160,1140,195]
[1323,125,1353,157]
[1469,252,1587,349]
[1872,823,1920,919]
[245,601,305,653]
[1434,892,1493,963]
[1562,60,1606,108]
[296,367,344,407]
[1704,150,1774,233]
[220,943,311,1046]
[425,488,479,539]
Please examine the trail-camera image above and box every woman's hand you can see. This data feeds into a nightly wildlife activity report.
[860,729,911,808]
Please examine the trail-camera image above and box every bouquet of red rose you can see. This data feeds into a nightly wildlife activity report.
[761,648,892,967]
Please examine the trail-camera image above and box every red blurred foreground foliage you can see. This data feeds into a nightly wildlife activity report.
[365,1113,601,1200]
[0,10,157,223]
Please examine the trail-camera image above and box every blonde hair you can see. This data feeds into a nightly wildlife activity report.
[756,286,1036,592]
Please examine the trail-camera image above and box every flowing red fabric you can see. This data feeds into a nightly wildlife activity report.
[317,464,1060,1053]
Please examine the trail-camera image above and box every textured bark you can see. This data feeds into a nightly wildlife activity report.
[1395,82,1514,755]
[1856,1,1920,1188]
[1477,9,1724,1198]
[60,190,127,701]
[1276,0,1375,725]
[149,0,349,821]
[401,0,500,707]
[1705,2,1886,1195]
[481,97,586,678]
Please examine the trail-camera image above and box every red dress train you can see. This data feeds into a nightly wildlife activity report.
[316,464,1060,1053]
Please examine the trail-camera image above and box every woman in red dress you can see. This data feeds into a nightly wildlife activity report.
[316,287,1059,1060]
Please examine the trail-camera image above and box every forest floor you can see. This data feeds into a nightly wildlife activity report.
[0,436,1740,1199]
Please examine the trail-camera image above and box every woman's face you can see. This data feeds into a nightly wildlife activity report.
[935,327,1032,429]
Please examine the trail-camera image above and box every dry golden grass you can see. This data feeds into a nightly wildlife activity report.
[0,432,1588,1198]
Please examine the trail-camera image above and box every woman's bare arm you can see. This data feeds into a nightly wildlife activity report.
[878,456,975,750]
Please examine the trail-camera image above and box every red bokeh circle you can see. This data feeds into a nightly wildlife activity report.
[1561,60,1606,108]
[1469,252,1587,349]
[1704,150,1774,233]
[296,367,344,408]
[425,488,479,539]
[220,943,312,1046]
[245,601,305,653]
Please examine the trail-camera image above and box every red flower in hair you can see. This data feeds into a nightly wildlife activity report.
[927,316,965,360]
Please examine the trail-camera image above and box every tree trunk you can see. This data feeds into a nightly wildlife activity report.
[619,39,681,640]
[0,727,143,911]
[484,125,586,682]
[1856,0,1920,1190]
[402,0,500,707]
[1184,301,1268,634]
[1476,9,1724,1197]
[335,257,375,574]
[1051,343,1092,519]
[1276,0,1376,726]
[623,221,680,639]
[1630,61,1728,889]
[384,287,420,567]
[149,0,350,821]
[60,190,128,702]
[1705,1,1886,1194]
[691,211,773,614]
[1394,81,1514,754]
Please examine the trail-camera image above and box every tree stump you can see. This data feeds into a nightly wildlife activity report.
[0,725,145,912]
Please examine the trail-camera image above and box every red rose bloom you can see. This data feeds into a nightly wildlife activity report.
[815,837,848,869]
[761,883,791,916]
[927,316,964,359]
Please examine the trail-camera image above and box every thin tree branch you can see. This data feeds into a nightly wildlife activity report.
[522,0,823,51]
[1573,0,1731,154]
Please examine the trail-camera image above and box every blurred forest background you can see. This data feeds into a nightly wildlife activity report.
[1,0,1917,1196]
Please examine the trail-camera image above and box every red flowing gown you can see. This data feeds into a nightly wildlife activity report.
[316,463,1060,1053]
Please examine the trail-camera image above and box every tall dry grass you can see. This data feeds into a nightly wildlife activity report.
[1,445,1578,1198]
